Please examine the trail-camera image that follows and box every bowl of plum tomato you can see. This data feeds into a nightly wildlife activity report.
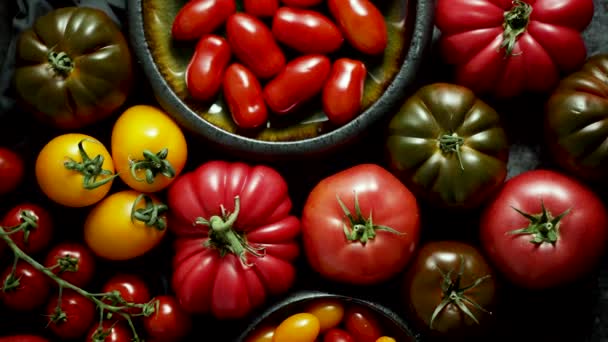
[127,0,434,159]
[238,290,420,342]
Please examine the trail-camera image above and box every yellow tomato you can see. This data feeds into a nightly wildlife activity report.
[111,105,187,193]
[306,299,345,332]
[376,337,396,342]
[35,133,116,207]
[84,190,167,260]
[246,326,275,342]
[272,313,320,342]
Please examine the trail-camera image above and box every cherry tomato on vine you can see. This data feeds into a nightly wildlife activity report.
[1,203,52,254]
[322,58,367,126]
[84,190,167,261]
[306,299,345,332]
[0,261,50,311]
[244,0,278,17]
[171,0,236,40]
[273,313,321,342]
[323,328,355,342]
[328,0,387,55]
[272,7,343,54]
[0,147,24,196]
[344,305,382,342]
[43,243,95,288]
[185,35,232,102]
[111,105,188,193]
[223,63,268,129]
[101,274,151,317]
[281,0,323,7]
[35,133,116,208]
[45,289,96,339]
[86,320,133,342]
[142,295,192,342]
[245,326,275,342]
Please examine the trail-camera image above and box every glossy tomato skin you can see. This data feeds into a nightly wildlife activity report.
[281,0,323,7]
[186,35,232,101]
[102,274,151,317]
[344,305,382,342]
[306,299,345,332]
[227,13,286,79]
[302,164,420,285]
[86,320,132,342]
[0,147,24,195]
[223,63,268,129]
[142,295,192,342]
[245,325,275,342]
[2,203,53,255]
[0,261,50,311]
[46,290,96,339]
[322,58,367,126]
[0,336,49,342]
[480,170,608,289]
[435,0,594,97]
[324,328,355,342]
[272,7,343,54]
[264,55,331,115]
[168,161,301,319]
[171,0,236,40]
[328,0,387,55]
[244,0,278,17]
[44,243,95,288]
[273,313,320,342]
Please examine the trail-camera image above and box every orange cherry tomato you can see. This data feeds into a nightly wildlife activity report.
[306,299,345,332]
[246,325,275,342]
[273,313,320,342]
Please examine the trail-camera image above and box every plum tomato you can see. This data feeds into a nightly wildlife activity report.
[245,326,275,342]
[323,328,355,342]
[272,7,344,54]
[101,274,151,317]
[45,289,96,339]
[142,295,192,342]
[280,0,323,7]
[305,299,345,332]
[328,0,387,55]
[344,305,382,342]
[171,0,236,40]
[0,147,24,196]
[223,63,268,129]
[86,320,133,342]
[44,243,95,288]
[186,35,232,101]
[263,55,331,114]
[273,313,321,342]
[244,0,279,17]
[0,261,50,311]
[322,58,367,126]
[1,203,53,254]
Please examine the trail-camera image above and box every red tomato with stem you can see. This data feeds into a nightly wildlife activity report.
[281,0,323,7]
[344,305,383,342]
[86,321,133,342]
[143,295,192,342]
[171,0,236,40]
[223,63,268,129]
[264,55,331,115]
[167,161,301,319]
[101,274,151,317]
[186,35,231,101]
[272,7,343,54]
[480,169,608,289]
[435,0,594,98]
[46,289,96,339]
[328,0,387,55]
[244,0,279,17]
[302,164,420,285]
[0,261,50,311]
[226,13,286,79]
[2,203,53,255]
[322,58,367,126]
[0,147,24,196]
[44,243,95,288]
[324,328,355,342]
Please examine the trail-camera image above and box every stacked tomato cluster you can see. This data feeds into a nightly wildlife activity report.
[173,0,387,128]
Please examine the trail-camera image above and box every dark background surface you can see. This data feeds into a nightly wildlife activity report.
[0,0,607,341]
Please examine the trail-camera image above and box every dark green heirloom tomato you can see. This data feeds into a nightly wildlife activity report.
[385,83,509,209]
[401,241,497,341]
[14,7,133,130]
[545,54,608,184]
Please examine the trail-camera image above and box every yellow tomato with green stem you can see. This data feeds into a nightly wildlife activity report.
[111,105,188,193]
[35,133,117,207]
[84,190,168,260]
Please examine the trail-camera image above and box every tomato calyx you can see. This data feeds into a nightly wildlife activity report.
[130,194,169,231]
[63,139,118,190]
[195,196,266,267]
[508,201,571,245]
[49,254,79,273]
[2,258,21,292]
[430,255,492,329]
[336,192,404,245]
[438,133,465,170]
[3,209,39,244]
[129,148,176,184]
[47,50,74,76]
[500,0,533,56]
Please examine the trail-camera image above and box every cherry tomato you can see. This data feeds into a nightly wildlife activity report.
[375,338,395,342]
[44,243,95,288]
[273,313,321,342]
[0,261,50,311]
[324,328,355,342]
[1,203,53,254]
[86,320,132,342]
[101,274,151,317]
[280,0,323,7]
[263,55,331,114]
[226,13,286,79]
[46,289,96,339]
[223,63,268,129]
[272,7,343,54]
[0,147,24,195]
[0,336,49,342]
[328,0,387,55]
[245,326,275,342]
[35,133,116,208]
[322,58,367,126]
[142,295,191,342]
[244,0,279,17]
[306,299,345,332]
[344,305,382,342]
[171,0,236,40]
[186,35,232,101]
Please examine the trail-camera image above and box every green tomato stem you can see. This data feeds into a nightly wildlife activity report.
[129,148,176,184]
[130,193,169,231]
[508,200,571,245]
[47,51,74,76]
[63,139,118,190]
[438,133,465,171]
[500,0,533,56]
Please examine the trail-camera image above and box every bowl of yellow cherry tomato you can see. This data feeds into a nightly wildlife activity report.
[240,291,419,342]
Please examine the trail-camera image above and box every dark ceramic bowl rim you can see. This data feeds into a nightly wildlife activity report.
[236,290,421,342]
[127,1,435,158]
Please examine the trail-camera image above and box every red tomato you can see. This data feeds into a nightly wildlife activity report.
[480,169,608,289]
[344,306,382,342]
[1,203,53,254]
[324,328,355,342]
[101,274,151,317]
[281,0,323,7]
[0,336,49,342]
[46,290,96,339]
[272,7,343,54]
[0,147,24,195]
[263,55,331,115]
[44,243,95,288]
[186,35,231,101]
[167,161,301,319]
[223,63,268,129]
[244,0,279,17]
[322,58,367,126]
[435,0,594,98]
[328,0,387,55]
[0,261,50,311]
[86,321,132,342]
[143,295,192,342]
[171,0,236,40]
[226,13,286,79]
[302,164,420,285]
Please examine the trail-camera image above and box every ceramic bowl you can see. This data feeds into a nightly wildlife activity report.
[127,0,434,159]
